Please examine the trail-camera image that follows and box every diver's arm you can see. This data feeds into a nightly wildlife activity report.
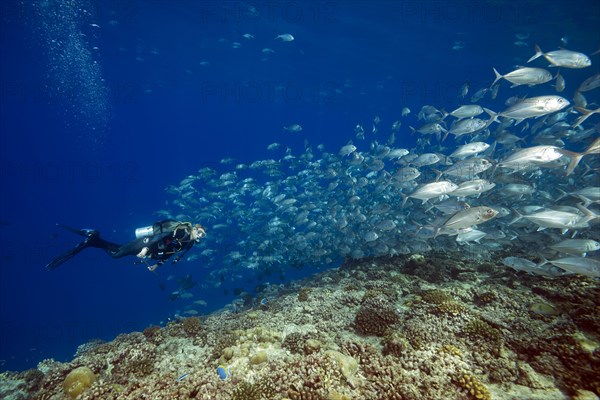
[146,259,165,272]
[172,242,194,264]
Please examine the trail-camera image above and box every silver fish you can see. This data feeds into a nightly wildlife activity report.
[470,87,488,102]
[450,142,490,158]
[452,179,496,197]
[447,118,489,138]
[443,206,498,230]
[275,33,294,42]
[284,124,303,133]
[339,144,357,156]
[577,73,600,92]
[408,181,458,203]
[503,256,538,272]
[544,257,600,278]
[486,96,570,124]
[363,231,379,242]
[528,45,591,69]
[410,123,446,135]
[456,229,486,244]
[492,67,552,87]
[549,239,600,256]
[444,105,484,120]
[523,209,585,230]
[555,71,565,92]
[412,153,440,167]
[498,145,564,171]
[394,167,421,182]
[387,148,409,160]
[443,158,492,179]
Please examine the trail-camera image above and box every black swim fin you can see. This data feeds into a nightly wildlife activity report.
[46,225,100,270]
[45,239,91,270]
[57,224,98,238]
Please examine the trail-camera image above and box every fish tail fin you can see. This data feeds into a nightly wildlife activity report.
[484,111,498,129]
[572,106,593,128]
[528,44,544,63]
[576,203,600,225]
[577,195,593,208]
[491,68,503,87]
[556,149,584,176]
[575,106,592,115]
[409,126,416,135]
[401,193,409,208]
[555,187,568,202]
[483,107,497,120]
[485,141,497,158]
[507,208,523,226]
[535,257,549,269]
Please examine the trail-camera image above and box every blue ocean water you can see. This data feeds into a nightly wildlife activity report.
[0,0,598,372]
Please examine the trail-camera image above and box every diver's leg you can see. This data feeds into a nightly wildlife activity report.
[47,226,124,269]
[105,238,148,258]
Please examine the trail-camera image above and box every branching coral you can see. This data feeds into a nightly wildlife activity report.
[298,287,312,302]
[182,316,202,337]
[462,318,502,344]
[354,296,400,337]
[452,373,491,400]
[283,332,309,355]
[420,289,453,304]
[382,331,409,357]
[143,325,164,344]
[473,291,497,306]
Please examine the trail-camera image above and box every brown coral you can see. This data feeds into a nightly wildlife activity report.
[420,289,453,304]
[382,331,409,357]
[182,316,202,337]
[434,300,468,317]
[354,303,399,337]
[142,325,164,344]
[298,287,312,302]
[474,291,497,306]
[462,318,502,344]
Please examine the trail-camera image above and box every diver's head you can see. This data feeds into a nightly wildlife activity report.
[191,224,206,242]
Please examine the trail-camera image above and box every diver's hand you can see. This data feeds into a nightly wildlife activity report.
[137,247,149,258]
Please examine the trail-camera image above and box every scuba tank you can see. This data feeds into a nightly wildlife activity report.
[135,225,155,239]
[135,220,186,239]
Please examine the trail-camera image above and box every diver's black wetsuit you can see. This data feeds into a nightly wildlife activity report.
[46,220,196,270]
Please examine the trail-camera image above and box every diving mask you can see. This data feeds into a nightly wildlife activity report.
[193,225,206,242]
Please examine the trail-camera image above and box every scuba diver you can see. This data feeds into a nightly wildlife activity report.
[46,220,206,272]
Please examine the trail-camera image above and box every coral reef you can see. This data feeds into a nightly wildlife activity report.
[2,251,599,399]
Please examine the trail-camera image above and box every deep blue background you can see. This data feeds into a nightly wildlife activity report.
[1,0,599,371]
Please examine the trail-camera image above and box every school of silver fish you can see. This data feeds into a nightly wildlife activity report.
[159,43,600,283]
